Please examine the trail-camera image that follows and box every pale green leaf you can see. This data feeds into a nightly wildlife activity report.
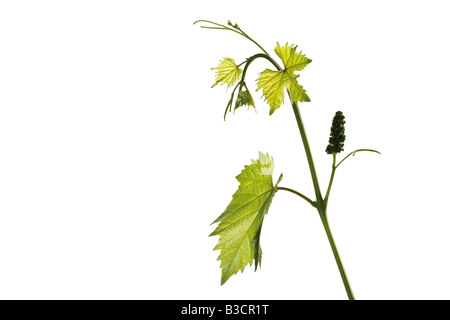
[256,69,290,115]
[256,43,311,114]
[288,78,310,103]
[210,152,282,285]
[274,42,311,76]
[211,58,243,88]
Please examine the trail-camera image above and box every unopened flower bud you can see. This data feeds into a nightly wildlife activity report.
[325,111,346,154]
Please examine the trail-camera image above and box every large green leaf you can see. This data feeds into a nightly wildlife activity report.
[210,152,282,285]
[256,43,311,114]
[211,58,243,88]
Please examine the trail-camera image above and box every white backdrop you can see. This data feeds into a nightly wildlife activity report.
[1,0,449,300]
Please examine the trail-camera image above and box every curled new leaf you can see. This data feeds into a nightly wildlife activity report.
[234,84,256,113]
[210,152,282,285]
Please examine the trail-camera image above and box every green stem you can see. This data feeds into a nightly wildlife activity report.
[242,53,281,79]
[324,153,337,203]
[290,101,324,207]
[319,210,355,300]
[289,101,354,300]
[277,187,316,207]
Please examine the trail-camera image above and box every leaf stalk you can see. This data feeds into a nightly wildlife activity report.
[277,187,316,207]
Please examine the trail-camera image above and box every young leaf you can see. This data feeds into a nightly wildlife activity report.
[256,43,311,114]
[274,42,311,76]
[211,58,243,88]
[234,85,256,113]
[210,152,282,285]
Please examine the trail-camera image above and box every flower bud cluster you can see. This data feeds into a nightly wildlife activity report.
[326,111,346,154]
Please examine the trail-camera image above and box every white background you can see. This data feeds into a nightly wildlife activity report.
[1,0,449,300]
